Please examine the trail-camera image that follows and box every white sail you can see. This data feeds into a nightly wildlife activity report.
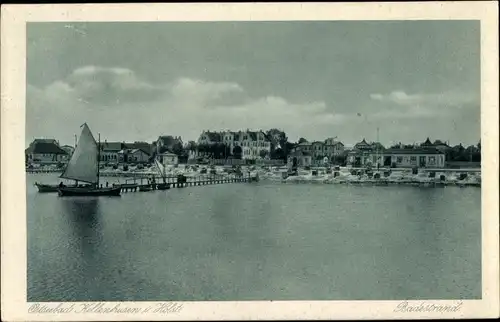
[60,123,98,184]
[154,158,166,178]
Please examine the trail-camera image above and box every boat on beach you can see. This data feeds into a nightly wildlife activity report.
[57,123,121,197]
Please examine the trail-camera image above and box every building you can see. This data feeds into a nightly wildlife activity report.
[294,138,345,164]
[117,148,150,164]
[384,148,445,168]
[347,139,386,166]
[417,138,451,153]
[160,152,179,166]
[99,141,127,163]
[353,138,372,151]
[348,146,445,168]
[25,139,68,164]
[196,130,272,160]
[287,149,312,168]
[126,141,154,156]
[156,135,183,155]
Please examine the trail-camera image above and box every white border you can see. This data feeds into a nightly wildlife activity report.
[1,2,499,321]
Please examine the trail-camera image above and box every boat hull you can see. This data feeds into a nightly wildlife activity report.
[139,185,153,192]
[35,183,59,193]
[58,186,121,197]
[156,183,170,190]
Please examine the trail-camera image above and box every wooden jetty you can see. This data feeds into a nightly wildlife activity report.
[114,173,258,193]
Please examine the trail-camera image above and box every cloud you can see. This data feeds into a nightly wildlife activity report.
[369,90,477,107]
[26,65,343,143]
[367,90,479,120]
[60,66,166,105]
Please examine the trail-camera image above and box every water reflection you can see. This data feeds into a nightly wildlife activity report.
[61,197,103,261]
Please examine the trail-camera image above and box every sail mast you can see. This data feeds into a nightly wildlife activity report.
[60,123,99,184]
[97,133,100,186]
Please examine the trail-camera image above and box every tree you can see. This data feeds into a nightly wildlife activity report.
[259,150,269,159]
[266,129,289,159]
[298,137,308,144]
[273,147,285,160]
[284,142,296,159]
[233,145,242,159]
[197,143,210,154]
[186,141,197,151]
[211,143,231,159]
[172,142,184,156]
[158,145,169,154]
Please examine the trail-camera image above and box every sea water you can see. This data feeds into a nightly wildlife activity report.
[27,173,481,301]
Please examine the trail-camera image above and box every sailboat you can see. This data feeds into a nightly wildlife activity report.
[58,123,121,197]
[154,158,170,190]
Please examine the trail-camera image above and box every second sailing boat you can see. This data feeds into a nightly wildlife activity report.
[58,123,121,197]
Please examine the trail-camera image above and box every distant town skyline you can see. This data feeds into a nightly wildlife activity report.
[27,21,480,147]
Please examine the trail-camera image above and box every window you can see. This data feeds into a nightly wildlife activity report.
[410,156,417,162]
[397,156,403,163]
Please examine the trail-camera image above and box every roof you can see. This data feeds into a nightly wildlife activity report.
[354,139,371,148]
[31,139,58,145]
[385,148,444,155]
[126,141,152,152]
[99,142,125,151]
[326,140,344,146]
[420,138,436,147]
[160,152,178,156]
[27,142,67,155]
[247,131,258,141]
[202,131,221,142]
[130,148,150,155]
[370,142,385,150]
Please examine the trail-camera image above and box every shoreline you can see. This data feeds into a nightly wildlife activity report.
[26,165,481,188]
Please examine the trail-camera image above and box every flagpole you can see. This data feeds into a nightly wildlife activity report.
[97,133,101,188]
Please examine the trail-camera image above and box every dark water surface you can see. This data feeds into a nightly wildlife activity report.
[27,173,481,301]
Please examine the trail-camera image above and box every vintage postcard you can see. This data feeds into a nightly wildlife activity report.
[1,2,499,321]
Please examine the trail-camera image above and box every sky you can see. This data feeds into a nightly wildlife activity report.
[26,21,481,147]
